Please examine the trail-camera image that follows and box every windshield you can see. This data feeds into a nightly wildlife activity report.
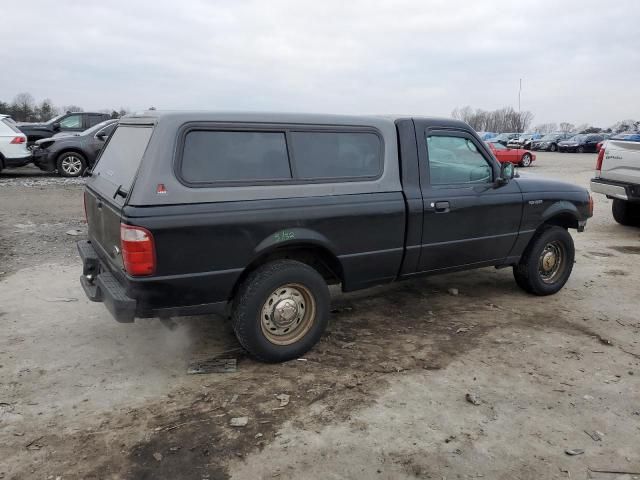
[569,135,585,141]
[45,113,67,125]
[487,141,506,150]
[541,134,557,140]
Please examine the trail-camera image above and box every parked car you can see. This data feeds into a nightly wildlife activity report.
[17,111,112,145]
[78,111,592,362]
[486,140,536,167]
[506,133,541,150]
[491,132,520,146]
[591,137,640,226]
[0,115,32,171]
[31,119,117,177]
[531,133,574,152]
[558,134,605,153]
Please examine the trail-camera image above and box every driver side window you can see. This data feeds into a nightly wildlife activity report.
[426,135,493,185]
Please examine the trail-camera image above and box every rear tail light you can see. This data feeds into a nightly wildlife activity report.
[10,136,26,144]
[120,224,156,276]
[595,146,605,177]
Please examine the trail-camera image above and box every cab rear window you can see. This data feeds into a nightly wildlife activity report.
[92,125,153,192]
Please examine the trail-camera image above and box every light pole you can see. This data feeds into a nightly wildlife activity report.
[518,78,522,133]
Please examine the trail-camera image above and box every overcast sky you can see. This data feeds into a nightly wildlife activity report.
[1,0,638,127]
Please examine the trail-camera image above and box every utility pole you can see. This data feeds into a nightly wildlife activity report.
[518,78,522,133]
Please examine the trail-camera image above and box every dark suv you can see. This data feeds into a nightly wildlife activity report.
[79,112,592,362]
[18,111,111,145]
[32,119,117,177]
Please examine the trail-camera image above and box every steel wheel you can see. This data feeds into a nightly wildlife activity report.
[538,240,565,284]
[260,283,316,345]
[59,154,84,176]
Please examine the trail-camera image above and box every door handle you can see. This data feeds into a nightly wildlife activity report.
[432,201,450,213]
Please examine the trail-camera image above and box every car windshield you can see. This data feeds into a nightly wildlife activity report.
[569,135,585,141]
[45,113,68,125]
[541,134,557,140]
[82,120,115,136]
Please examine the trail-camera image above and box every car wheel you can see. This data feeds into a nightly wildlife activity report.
[577,146,585,154]
[612,199,640,226]
[549,143,557,152]
[231,260,330,363]
[520,153,532,167]
[56,152,87,177]
[513,226,575,296]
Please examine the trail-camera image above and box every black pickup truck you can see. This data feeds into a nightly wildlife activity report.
[78,112,593,362]
[18,111,111,145]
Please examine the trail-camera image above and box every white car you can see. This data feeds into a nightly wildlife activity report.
[0,115,32,171]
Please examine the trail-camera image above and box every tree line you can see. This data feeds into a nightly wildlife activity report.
[452,105,639,135]
[0,92,129,123]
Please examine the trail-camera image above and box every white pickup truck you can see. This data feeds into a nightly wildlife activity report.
[591,135,640,225]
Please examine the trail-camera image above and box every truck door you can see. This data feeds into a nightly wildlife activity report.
[414,121,523,272]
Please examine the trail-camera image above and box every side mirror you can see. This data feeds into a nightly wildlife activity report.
[496,162,515,186]
[52,122,61,131]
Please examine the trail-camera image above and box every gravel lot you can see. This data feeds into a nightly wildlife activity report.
[1,153,639,480]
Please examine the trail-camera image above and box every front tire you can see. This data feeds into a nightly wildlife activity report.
[513,226,575,296]
[520,153,532,167]
[231,260,330,363]
[612,199,640,226]
[57,152,87,177]
[577,146,585,154]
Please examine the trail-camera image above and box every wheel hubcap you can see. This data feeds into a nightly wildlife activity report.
[538,241,564,284]
[261,284,316,345]
[61,156,82,175]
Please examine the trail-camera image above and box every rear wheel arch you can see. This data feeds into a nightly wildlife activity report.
[230,242,344,301]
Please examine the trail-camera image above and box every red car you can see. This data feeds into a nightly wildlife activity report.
[486,140,535,167]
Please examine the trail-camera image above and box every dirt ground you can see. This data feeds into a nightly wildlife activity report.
[1,154,639,480]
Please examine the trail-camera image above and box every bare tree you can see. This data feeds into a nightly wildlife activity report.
[11,93,36,122]
[451,105,534,133]
[61,105,84,113]
[559,122,575,134]
[534,123,558,134]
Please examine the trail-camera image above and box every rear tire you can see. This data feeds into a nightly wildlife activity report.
[231,260,330,363]
[520,153,532,167]
[577,146,585,153]
[57,152,87,177]
[513,226,575,296]
[612,199,640,226]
